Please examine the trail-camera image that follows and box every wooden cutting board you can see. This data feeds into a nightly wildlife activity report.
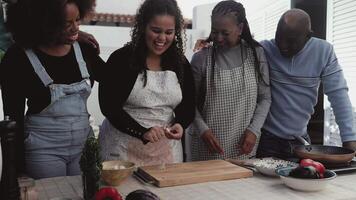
[136,160,253,187]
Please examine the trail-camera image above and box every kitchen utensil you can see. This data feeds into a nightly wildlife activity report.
[276,166,337,192]
[101,160,135,186]
[294,136,355,164]
[136,160,253,187]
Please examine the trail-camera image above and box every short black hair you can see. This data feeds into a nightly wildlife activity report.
[6,0,95,48]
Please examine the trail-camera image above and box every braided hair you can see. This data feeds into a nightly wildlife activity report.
[127,0,186,86]
[209,0,261,79]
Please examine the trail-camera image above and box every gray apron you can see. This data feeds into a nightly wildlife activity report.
[23,42,92,178]
[191,46,259,160]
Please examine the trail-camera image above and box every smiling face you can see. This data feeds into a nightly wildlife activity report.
[210,15,243,48]
[145,14,176,57]
[61,2,80,45]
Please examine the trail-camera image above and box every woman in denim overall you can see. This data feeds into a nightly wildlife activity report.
[0,0,101,179]
[23,42,92,178]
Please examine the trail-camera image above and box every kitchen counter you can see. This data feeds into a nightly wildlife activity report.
[35,171,356,200]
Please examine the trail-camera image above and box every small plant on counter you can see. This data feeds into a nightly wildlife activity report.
[80,136,102,200]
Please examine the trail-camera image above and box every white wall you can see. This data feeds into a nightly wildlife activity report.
[95,0,143,15]
[192,3,216,36]
[324,0,356,146]
[79,26,131,125]
[191,0,291,41]
[246,0,291,41]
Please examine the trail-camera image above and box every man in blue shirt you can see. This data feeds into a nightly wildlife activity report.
[256,9,356,159]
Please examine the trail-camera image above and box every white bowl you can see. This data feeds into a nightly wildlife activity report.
[276,167,337,192]
[253,159,298,177]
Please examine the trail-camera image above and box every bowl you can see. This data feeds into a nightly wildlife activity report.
[276,167,337,192]
[101,160,136,186]
[253,159,298,177]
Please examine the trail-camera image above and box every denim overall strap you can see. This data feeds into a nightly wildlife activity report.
[73,41,90,79]
[24,49,54,86]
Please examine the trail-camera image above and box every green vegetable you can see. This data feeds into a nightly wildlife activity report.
[80,136,102,200]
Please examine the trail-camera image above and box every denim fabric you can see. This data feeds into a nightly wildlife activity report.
[256,129,310,160]
[23,42,92,179]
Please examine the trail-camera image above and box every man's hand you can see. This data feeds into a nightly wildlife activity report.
[238,129,257,155]
[201,129,224,154]
[143,126,165,143]
[343,141,356,151]
[78,30,100,54]
[164,123,183,140]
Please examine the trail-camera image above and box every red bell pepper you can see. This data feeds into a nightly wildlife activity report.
[300,159,326,178]
[95,187,122,200]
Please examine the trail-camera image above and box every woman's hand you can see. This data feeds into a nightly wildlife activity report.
[201,129,224,155]
[164,123,183,140]
[143,126,165,143]
[238,129,257,155]
[193,38,210,52]
[78,30,100,54]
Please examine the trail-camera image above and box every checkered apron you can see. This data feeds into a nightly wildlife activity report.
[191,46,260,160]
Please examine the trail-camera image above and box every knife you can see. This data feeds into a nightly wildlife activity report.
[133,170,155,185]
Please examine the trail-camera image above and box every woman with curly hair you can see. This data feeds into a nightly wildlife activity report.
[189,0,271,161]
[0,0,104,179]
[99,0,195,166]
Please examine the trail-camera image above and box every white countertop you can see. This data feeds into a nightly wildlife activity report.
[34,171,356,200]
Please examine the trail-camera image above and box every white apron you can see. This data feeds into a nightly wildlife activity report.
[99,70,183,166]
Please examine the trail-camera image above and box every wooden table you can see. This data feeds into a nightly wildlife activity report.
[35,172,356,200]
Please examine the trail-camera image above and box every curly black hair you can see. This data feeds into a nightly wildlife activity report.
[5,0,95,48]
[127,0,186,86]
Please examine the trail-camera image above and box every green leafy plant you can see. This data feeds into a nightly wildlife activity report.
[80,136,102,200]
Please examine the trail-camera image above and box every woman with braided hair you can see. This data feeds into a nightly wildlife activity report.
[98,0,195,166]
[188,0,271,160]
